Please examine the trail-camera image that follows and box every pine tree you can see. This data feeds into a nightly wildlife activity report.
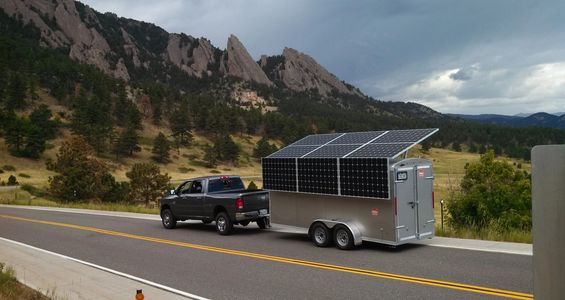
[113,126,140,158]
[126,163,170,206]
[30,104,57,139]
[253,137,277,158]
[6,73,27,110]
[203,144,218,168]
[71,92,113,152]
[215,135,240,163]
[152,132,171,163]
[170,100,193,147]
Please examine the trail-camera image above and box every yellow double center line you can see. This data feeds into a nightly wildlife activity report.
[0,214,532,299]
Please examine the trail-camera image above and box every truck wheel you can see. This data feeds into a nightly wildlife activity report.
[161,209,177,229]
[256,217,267,229]
[215,212,233,235]
[239,220,250,227]
[310,223,332,247]
[334,225,355,250]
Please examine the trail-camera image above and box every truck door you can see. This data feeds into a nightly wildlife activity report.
[183,180,204,217]
[416,165,435,238]
[395,168,417,242]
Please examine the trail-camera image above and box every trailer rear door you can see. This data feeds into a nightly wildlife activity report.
[415,165,435,238]
[395,168,417,242]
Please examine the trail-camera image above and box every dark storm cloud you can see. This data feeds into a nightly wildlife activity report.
[81,0,565,115]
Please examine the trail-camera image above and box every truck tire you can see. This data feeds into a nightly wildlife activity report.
[215,212,233,235]
[256,217,267,229]
[161,209,177,229]
[310,223,332,247]
[334,225,355,250]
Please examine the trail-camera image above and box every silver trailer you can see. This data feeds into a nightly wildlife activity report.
[262,128,438,249]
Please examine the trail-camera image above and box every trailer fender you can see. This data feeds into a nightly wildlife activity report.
[312,219,363,246]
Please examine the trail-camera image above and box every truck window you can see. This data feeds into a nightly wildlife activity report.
[179,181,192,194]
[208,178,244,193]
[189,181,203,194]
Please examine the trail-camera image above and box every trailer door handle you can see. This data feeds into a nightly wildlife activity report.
[407,201,415,208]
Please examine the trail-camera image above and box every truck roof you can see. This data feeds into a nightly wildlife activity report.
[179,175,240,182]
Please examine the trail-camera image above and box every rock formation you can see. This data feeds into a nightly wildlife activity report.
[222,35,272,86]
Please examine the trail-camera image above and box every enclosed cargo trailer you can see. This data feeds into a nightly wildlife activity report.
[262,128,438,249]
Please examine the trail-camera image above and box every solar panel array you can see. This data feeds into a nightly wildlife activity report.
[263,128,437,199]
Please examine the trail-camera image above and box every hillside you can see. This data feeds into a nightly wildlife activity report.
[452,112,565,130]
[0,0,564,183]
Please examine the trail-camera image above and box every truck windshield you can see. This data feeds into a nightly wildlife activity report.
[208,178,245,193]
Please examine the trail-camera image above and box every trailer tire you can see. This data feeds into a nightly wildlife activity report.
[334,225,355,250]
[310,223,332,247]
[215,212,233,235]
[256,217,268,229]
[161,209,176,229]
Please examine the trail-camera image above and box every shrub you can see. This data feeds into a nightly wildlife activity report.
[126,163,170,206]
[177,167,195,173]
[7,175,18,186]
[18,173,30,178]
[247,181,258,190]
[447,150,531,231]
[20,184,47,197]
[210,170,221,174]
[2,165,15,171]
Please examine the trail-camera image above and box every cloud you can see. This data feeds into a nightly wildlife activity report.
[386,62,565,114]
[80,0,565,115]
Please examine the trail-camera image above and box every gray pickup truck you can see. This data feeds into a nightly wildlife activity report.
[160,175,270,235]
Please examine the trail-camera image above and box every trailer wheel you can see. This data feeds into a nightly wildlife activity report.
[256,217,268,229]
[161,209,176,229]
[310,223,332,247]
[334,225,355,250]
[215,212,233,235]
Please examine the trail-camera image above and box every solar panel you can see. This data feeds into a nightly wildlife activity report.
[262,129,437,199]
[298,158,338,195]
[268,146,319,158]
[291,133,343,146]
[371,128,437,144]
[340,158,389,198]
[303,145,360,158]
[262,158,296,192]
[347,143,413,158]
[329,131,385,145]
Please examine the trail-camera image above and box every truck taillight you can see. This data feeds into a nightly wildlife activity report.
[236,197,244,210]
[432,191,435,208]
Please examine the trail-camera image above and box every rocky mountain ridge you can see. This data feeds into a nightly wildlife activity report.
[0,0,361,97]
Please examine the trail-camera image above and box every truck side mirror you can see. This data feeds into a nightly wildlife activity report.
[170,189,176,195]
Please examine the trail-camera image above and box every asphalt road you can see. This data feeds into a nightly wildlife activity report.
[0,207,532,299]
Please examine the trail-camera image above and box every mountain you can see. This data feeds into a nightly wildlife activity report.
[452,112,565,130]
[0,0,361,97]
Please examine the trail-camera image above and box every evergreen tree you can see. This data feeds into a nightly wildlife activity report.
[203,144,218,168]
[71,92,113,152]
[112,126,140,158]
[6,73,27,110]
[169,100,193,147]
[152,132,171,163]
[421,140,431,152]
[29,104,57,139]
[215,135,240,163]
[247,181,258,190]
[4,113,46,158]
[253,137,277,158]
[126,163,170,206]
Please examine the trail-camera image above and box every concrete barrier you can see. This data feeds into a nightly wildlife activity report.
[532,145,565,300]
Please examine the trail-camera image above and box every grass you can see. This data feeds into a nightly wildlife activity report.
[0,189,159,215]
[436,225,532,244]
[0,263,48,300]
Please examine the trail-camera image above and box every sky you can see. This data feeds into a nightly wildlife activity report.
[81,0,565,115]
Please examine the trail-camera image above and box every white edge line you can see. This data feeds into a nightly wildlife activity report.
[0,237,210,300]
[0,205,532,256]
[0,204,160,221]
